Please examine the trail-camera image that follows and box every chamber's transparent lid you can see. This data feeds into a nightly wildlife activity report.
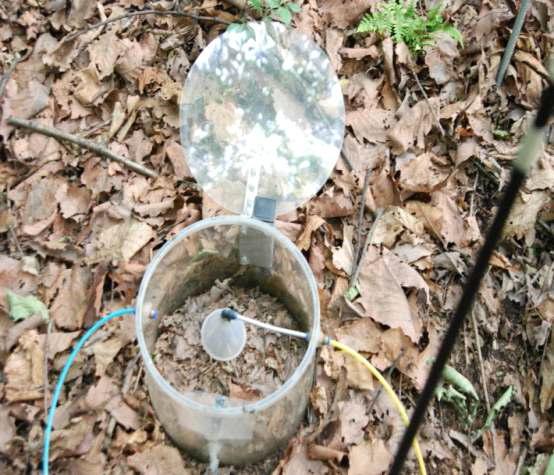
[180,21,345,216]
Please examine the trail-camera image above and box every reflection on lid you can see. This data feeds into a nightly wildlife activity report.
[180,21,345,216]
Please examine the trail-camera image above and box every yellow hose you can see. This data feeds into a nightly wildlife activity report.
[329,339,427,475]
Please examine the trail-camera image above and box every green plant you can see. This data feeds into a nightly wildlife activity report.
[357,0,462,54]
[249,0,301,25]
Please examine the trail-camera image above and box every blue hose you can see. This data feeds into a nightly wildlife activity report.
[42,307,135,474]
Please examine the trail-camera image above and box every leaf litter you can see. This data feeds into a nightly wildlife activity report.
[0,0,553,473]
[153,279,306,400]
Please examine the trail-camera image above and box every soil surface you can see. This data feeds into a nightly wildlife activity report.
[153,279,307,401]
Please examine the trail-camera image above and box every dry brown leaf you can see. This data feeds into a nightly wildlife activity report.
[483,430,517,475]
[325,28,343,72]
[0,79,49,135]
[0,407,16,454]
[297,215,326,251]
[50,417,95,461]
[504,191,549,246]
[344,356,374,390]
[320,0,374,29]
[106,395,140,430]
[456,137,480,165]
[348,439,392,475]
[4,330,44,402]
[424,33,459,85]
[92,336,124,377]
[116,34,158,82]
[351,247,428,342]
[373,206,424,248]
[88,30,123,80]
[307,444,346,463]
[346,107,396,144]
[340,46,379,60]
[396,152,450,193]
[126,129,153,164]
[335,318,381,354]
[127,445,191,475]
[85,376,119,409]
[0,255,39,301]
[332,223,354,275]
[310,384,328,416]
[56,184,92,221]
[165,141,192,179]
[338,395,369,446]
[37,331,80,359]
[408,192,468,247]
[310,189,354,218]
[382,37,396,85]
[50,266,92,330]
[388,98,438,153]
[90,218,155,262]
[74,67,111,106]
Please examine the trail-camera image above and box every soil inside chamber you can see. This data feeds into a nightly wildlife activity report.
[152,278,307,401]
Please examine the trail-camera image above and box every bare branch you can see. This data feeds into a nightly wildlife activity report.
[8,117,158,178]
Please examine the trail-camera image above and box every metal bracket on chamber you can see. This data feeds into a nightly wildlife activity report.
[239,196,277,269]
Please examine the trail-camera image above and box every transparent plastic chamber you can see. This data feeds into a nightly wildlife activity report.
[136,217,320,465]
[135,21,345,467]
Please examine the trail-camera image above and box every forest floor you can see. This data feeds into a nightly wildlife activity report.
[0,0,553,474]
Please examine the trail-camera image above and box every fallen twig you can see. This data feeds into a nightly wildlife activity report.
[496,0,532,87]
[63,8,231,42]
[346,208,384,298]
[104,353,140,446]
[7,117,158,178]
[367,352,402,414]
[352,167,372,269]
[43,320,53,420]
[411,67,445,136]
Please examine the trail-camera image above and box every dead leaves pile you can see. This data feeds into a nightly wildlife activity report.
[0,0,553,473]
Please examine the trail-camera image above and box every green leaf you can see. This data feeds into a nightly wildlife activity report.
[344,285,360,301]
[275,5,292,24]
[472,386,514,442]
[287,2,302,13]
[442,365,479,400]
[266,0,281,8]
[6,290,49,322]
[546,453,554,475]
[248,0,264,12]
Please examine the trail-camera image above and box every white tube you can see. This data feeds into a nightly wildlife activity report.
[228,310,309,340]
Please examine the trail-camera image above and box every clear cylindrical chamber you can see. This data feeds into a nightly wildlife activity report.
[135,215,320,465]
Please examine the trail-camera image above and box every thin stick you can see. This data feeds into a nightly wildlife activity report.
[390,83,554,475]
[514,448,528,475]
[470,305,497,463]
[348,208,384,292]
[411,67,445,136]
[496,0,532,87]
[64,8,231,42]
[43,320,53,420]
[353,167,372,269]
[7,117,158,178]
[470,308,491,411]
[367,352,402,414]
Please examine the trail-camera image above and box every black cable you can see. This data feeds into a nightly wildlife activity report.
[389,83,554,474]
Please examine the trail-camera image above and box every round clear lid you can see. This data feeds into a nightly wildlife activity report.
[180,21,345,216]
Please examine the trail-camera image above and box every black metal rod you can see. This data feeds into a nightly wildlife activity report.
[389,83,553,474]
